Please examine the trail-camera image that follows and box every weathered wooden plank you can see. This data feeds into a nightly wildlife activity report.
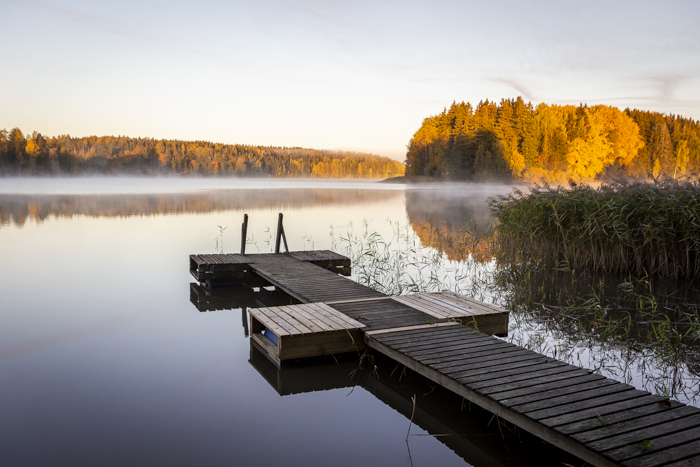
[388,333,497,353]
[405,342,515,363]
[497,377,615,407]
[572,406,700,445]
[441,356,561,384]
[380,326,485,343]
[270,306,316,334]
[660,454,700,467]
[286,305,335,332]
[589,413,700,453]
[406,341,512,362]
[391,295,464,319]
[469,365,587,391]
[556,401,686,436]
[190,254,207,265]
[204,254,223,264]
[403,343,514,366]
[382,328,493,345]
[249,309,287,337]
[433,293,507,317]
[432,349,547,371]
[526,390,652,422]
[445,293,506,314]
[325,296,394,305]
[405,293,486,316]
[513,383,636,414]
[542,395,669,428]
[478,368,592,396]
[304,302,357,330]
[268,306,312,333]
[421,293,494,316]
[254,307,301,336]
[610,427,700,465]
[319,303,366,329]
[294,304,345,331]
[370,328,471,345]
[456,361,570,385]
[425,349,531,372]
[364,322,460,336]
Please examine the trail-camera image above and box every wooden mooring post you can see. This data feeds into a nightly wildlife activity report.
[274,213,289,254]
[240,213,248,255]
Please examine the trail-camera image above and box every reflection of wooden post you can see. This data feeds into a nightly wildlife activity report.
[240,213,248,255]
[242,308,249,337]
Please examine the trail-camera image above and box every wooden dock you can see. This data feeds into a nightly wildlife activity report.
[189,250,700,467]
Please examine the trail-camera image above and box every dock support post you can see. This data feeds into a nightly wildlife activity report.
[275,213,289,254]
[241,213,248,255]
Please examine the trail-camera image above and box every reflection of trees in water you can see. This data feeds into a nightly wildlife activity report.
[405,186,510,262]
[497,265,700,406]
[0,189,401,227]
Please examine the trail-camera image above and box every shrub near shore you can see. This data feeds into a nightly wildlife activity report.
[490,179,700,281]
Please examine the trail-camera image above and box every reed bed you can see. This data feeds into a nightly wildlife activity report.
[497,264,700,405]
[329,220,700,406]
[490,179,700,281]
[330,219,497,300]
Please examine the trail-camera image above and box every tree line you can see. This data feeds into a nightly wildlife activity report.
[0,129,405,179]
[405,98,700,182]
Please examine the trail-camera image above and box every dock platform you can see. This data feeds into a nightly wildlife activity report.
[189,249,700,467]
[249,303,366,364]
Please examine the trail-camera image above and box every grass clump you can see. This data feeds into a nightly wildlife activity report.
[490,179,700,281]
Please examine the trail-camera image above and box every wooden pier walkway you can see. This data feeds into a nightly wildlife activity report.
[244,253,383,303]
[366,324,700,467]
[189,250,700,467]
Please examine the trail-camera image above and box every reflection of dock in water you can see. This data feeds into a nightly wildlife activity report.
[189,283,298,312]
[189,247,700,467]
[248,343,507,467]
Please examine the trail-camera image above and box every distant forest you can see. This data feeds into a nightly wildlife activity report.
[406,98,700,182]
[0,130,405,179]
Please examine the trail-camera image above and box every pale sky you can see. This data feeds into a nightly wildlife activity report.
[1,0,699,160]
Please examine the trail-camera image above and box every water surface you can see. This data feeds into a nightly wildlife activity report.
[2,177,575,467]
[3,177,696,466]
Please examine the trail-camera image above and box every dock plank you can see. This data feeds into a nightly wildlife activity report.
[255,307,302,336]
[543,395,669,428]
[516,386,642,416]
[556,401,687,436]
[499,378,618,407]
[572,406,700,445]
[268,306,314,334]
[588,413,700,453]
[662,454,700,467]
[608,427,700,464]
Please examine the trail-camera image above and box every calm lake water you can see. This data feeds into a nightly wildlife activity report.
[1,177,697,466]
